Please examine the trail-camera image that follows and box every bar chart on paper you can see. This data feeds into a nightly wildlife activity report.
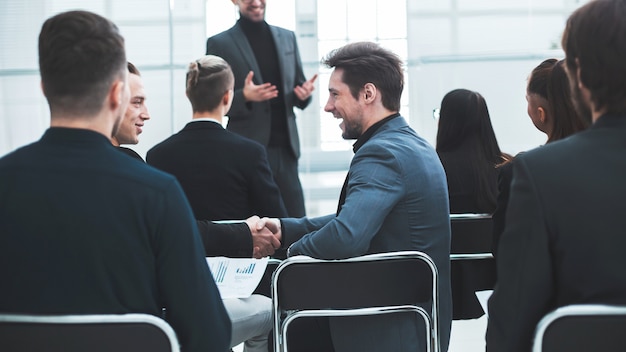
[206,257,268,299]
[209,259,229,283]
[236,263,256,274]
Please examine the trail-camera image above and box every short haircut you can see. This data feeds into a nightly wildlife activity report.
[127,62,141,76]
[322,42,404,112]
[185,55,234,113]
[562,0,626,114]
[38,10,127,117]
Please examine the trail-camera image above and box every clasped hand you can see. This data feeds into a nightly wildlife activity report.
[246,216,282,259]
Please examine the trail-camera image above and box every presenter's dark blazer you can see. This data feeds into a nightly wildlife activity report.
[205,22,311,158]
[0,128,231,352]
[486,114,626,352]
[147,121,287,221]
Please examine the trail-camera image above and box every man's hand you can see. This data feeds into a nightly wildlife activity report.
[246,215,281,258]
[242,71,278,102]
[293,73,318,101]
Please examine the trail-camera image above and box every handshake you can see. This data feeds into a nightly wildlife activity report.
[245,216,282,259]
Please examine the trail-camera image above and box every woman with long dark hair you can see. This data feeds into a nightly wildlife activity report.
[436,88,510,214]
[435,89,510,320]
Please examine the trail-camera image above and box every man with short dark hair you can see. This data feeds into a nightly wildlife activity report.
[111,62,150,160]
[122,58,277,352]
[264,41,452,352]
[486,1,626,351]
[0,11,230,352]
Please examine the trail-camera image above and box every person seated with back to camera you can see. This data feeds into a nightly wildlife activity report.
[435,88,510,320]
[491,58,589,257]
[112,59,279,352]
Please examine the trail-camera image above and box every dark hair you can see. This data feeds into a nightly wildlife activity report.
[186,55,234,113]
[38,10,126,116]
[322,41,403,112]
[436,89,506,210]
[527,58,589,143]
[127,62,140,76]
[562,0,626,115]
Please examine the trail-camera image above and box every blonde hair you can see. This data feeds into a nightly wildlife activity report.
[186,55,234,112]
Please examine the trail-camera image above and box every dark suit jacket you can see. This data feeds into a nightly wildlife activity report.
[147,121,287,220]
[486,114,626,352]
[205,22,311,158]
[116,145,254,257]
[0,128,231,352]
[492,159,514,257]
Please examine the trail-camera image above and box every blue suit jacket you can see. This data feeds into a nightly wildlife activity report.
[0,128,231,352]
[282,116,452,351]
[206,21,311,158]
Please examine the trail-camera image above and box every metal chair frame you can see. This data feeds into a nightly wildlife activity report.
[0,313,179,352]
[532,304,626,352]
[271,251,440,352]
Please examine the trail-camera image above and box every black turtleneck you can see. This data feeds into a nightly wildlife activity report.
[238,16,288,147]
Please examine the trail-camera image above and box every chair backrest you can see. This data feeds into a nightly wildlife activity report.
[450,213,493,260]
[532,304,626,352]
[0,313,179,352]
[272,251,439,352]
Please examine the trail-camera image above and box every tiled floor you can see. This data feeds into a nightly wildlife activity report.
[234,315,488,352]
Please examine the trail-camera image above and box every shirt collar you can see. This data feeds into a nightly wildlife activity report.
[352,113,400,153]
[190,118,223,126]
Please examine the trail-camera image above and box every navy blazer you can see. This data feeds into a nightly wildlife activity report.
[206,22,311,158]
[486,114,626,352]
[147,120,287,220]
[282,116,453,352]
[0,128,231,352]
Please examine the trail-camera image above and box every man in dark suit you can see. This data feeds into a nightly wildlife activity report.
[206,0,318,217]
[114,62,281,259]
[111,62,150,160]
[147,55,288,222]
[486,1,626,351]
[263,42,452,352]
[0,11,230,352]
[114,60,276,352]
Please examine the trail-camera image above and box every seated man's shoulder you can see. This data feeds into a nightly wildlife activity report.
[113,153,180,190]
[224,130,266,153]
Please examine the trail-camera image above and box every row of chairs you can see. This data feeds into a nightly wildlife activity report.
[3,270,626,351]
[2,214,625,351]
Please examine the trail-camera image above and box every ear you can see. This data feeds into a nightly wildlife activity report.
[362,83,377,104]
[223,89,234,113]
[222,89,231,106]
[109,79,126,111]
[537,106,547,124]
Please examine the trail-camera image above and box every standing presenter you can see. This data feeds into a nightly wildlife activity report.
[206,0,318,217]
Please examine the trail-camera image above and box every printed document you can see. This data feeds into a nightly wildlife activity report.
[206,256,269,299]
